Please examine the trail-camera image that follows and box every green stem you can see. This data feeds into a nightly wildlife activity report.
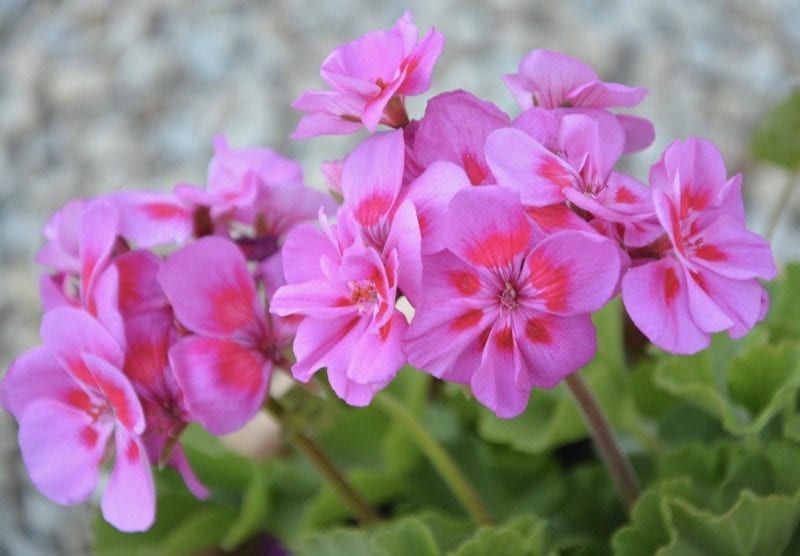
[565,373,639,511]
[266,400,380,525]
[766,169,800,241]
[373,392,494,525]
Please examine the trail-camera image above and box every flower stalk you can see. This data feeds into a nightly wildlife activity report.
[564,372,639,511]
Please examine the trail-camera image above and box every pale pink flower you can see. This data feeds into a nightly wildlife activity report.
[291,12,444,138]
[405,186,621,417]
[1,308,154,531]
[622,138,776,354]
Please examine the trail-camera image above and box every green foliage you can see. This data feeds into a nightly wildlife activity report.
[751,88,800,170]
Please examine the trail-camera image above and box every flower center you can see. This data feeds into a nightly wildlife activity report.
[500,281,519,310]
[350,279,379,309]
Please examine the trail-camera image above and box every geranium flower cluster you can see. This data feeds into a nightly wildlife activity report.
[1,11,775,531]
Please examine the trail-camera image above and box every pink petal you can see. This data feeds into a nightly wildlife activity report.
[112,250,168,317]
[525,231,621,316]
[1,347,80,420]
[169,337,269,435]
[41,307,124,384]
[412,90,509,185]
[281,222,342,284]
[19,399,112,505]
[524,204,596,237]
[270,280,354,319]
[341,130,404,227]
[101,429,155,532]
[692,215,776,281]
[622,257,709,354]
[485,128,574,206]
[159,236,260,338]
[347,311,408,385]
[290,315,367,383]
[122,310,173,393]
[511,107,563,151]
[79,201,119,306]
[397,27,445,95]
[111,190,193,248]
[327,371,384,407]
[445,186,532,269]
[470,323,529,418]
[567,80,648,109]
[688,270,765,339]
[558,112,625,179]
[384,199,423,306]
[404,161,470,254]
[81,353,145,434]
[516,49,597,108]
[167,444,210,500]
[513,312,596,390]
[616,114,655,154]
[503,73,534,110]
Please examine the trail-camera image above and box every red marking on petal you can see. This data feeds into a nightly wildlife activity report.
[690,270,709,293]
[417,212,428,233]
[525,317,553,344]
[97,377,136,430]
[80,426,99,449]
[528,255,569,312]
[65,388,94,413]
[679,187,711,218]
[144,203,185,220]
[494,327,514,351]
[125,439,140,462]
[467,229,529,268]
[448,269,481,296]
[614,186,637,204]
[451,309,483,331]
[124,337,168,388]
[538,157,572,189]
[462,152,488,185]
[379,320,392,341]
[200,340,266,395]
[695,244,727,262]
[664,266,680,304]
[211,285,255,331]
[354,192,393,226]
[526,205,569,229]
[478,327,491,348]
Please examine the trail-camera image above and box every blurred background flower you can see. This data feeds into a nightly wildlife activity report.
[1,0,798,553]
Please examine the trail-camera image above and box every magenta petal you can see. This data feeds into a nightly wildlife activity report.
[167,444,210,500]
[616,114,655,154]
[41,307,124,383]
[169,337,269,435]
[2,347,76,419]
[558,113,625,179]
[384,200,423,306]
[270,280,353,319]
[291,316,367,383]
[281,222,342,284]
[19,399,111,505]
[159,236,259,338]
[567,80,648,109]
[514,313,596,390]
[291,108,365,139]
[516,49,596,108]
[113,250,168,317]
[327,371,383,407]
[485,128,573,206]
[622,258,709,355]
[347,311,408,385]
[470,324,529,418]
[405,161,471,254]
[650,137,728,211]
[445,186,532,269]
[692,215,776,281]
[690,272,765,339]
[79,201,119,302]
[111,190,193,248]
[684,271,736,334]
[525,231,621,316]
[341,131,404,227]
[398,27,444,95]
[101,429,155,532]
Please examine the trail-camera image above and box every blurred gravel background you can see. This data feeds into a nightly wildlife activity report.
[1,0,798,553]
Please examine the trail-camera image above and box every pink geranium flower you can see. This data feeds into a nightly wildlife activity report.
[1,308,154,531]
[159,236,277,434]
[405,186,621,417]
[622,138,776,354]
[291,11,444,138]
[504,49,654,153]
[270,208,408,406]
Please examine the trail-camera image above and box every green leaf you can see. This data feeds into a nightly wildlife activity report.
[751,89,800,170]
[293,528,373,556]
[765,263,800,340]
[381,368,429,476]
[612,478,696,556]
[450,515,549,556]
[371,518,440,556]
[659,491,800,555]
